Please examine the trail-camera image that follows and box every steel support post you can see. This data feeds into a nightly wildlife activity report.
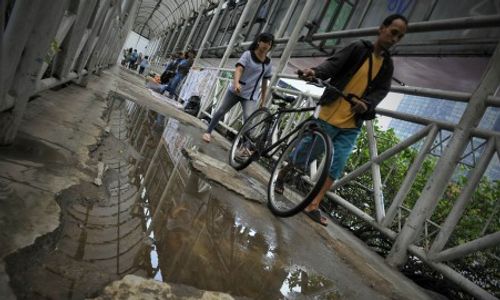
[183,4,206,52]
[218,0,256,68]
[74,0,112,74]
[274,0,298,38]
[366,121,385,222]
[165,25,179,55]
[1,0,42,105]
[160,30,172,57]
[147,157,182,235]
[377,108,499,139]
[96,25,116,69]
[487,95,500,107]
[130,107,145,137]
[193,0,224,67]
[432,232,500,263]
[96,20,119,70]
[408,246,497,300]
[86,5,118,72]
[386,41,500,267]
[429,138,496,255]
[120,0,136,25]
[102,19,121,65]
[35,14,77,81]
[391,85,470,103]
[265,0,315,106]
[106,31,122,66]
[171,20,188,53]
[161,28,173,56]
[261,0,280,33]
[355,0,373,28]
[113,0,138,66]
[219,8,239,47]
[382,125,438,227]
[134,122,146,148]
[135,138,163,205]
[481,198,500,236]
[0,0,68,145]
[132,109,148,141]
[111,34,126,65]
[311,15,500,41]
[151,38,161,58]
[145,38,155,58]
[242,0,263,40]
[136,136,152,170]
[53,0,99,79]
[197,73,223,119]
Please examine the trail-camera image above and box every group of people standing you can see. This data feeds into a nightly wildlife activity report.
[158,50,196,99]
[122,48,150,75]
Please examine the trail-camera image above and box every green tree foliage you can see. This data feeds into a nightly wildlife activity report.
[321,122,500,298]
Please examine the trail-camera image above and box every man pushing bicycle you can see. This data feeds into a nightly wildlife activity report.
[297,14,408,226]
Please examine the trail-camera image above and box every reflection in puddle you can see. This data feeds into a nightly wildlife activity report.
[142,118,340,299]
[5,97,153,299]
[280,266,340,299]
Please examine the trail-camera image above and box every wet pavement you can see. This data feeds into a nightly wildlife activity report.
[0,67,433,299]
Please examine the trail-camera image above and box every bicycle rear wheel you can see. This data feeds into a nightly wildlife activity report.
[229,108,272,170]
[267,125,332,217]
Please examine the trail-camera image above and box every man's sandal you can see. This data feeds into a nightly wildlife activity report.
[304,209,328,226]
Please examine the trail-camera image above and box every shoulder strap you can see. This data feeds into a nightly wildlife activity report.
[367,51,373,88]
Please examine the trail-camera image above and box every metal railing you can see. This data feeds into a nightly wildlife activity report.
[0,0,138,145]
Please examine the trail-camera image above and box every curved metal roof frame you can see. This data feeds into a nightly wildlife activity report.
[133,17,160,37]
[133,0,209,39]
[137,4,172,23]
[135,11,165,30]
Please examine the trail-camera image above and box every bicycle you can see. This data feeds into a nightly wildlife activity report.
[229,78,358,217]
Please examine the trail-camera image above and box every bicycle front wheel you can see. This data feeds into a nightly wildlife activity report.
[229,108,272,170]
[268,126,332,217]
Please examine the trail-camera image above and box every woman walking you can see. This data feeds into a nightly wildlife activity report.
[202,33,274,143]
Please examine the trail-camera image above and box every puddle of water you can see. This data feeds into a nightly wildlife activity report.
[142,118,340,299]
[5,103,341,299]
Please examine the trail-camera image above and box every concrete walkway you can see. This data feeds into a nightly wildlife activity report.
[0,66,434,299]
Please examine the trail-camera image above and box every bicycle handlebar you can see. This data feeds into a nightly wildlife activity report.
[296,70,362,105]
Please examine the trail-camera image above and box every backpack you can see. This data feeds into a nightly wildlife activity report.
[183,96,200,116]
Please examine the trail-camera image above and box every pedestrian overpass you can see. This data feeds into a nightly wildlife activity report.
[0,1,499,299]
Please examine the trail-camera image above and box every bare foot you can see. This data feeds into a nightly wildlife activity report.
[202,133,212,143]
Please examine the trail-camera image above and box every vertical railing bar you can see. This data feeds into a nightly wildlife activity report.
[382,124,437,227]
[429,138,496,254]
[366,120,385,222]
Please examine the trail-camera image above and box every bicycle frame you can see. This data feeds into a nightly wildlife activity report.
[251,105,318,160]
